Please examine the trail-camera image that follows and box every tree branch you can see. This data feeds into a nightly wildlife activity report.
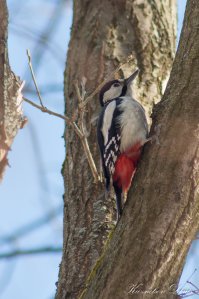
[23,96,100,182]
[74,78,100,182]
[25,49,101,181]
[23,97,82,138]
[0,205,62,245]
[27,49,44,107]
[0,246,62,259]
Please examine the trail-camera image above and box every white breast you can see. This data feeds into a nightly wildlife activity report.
[117,97,148,152]
[101,100,116,145]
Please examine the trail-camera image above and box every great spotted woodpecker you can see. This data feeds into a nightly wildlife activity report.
[97,69,148,221]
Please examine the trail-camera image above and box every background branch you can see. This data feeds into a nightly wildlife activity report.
[0,205,62,245]
[0,246,62,259]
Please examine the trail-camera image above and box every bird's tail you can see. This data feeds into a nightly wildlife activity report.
[113,181,122,222]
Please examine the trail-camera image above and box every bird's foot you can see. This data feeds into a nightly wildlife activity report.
[145,124,161,146]
[123,192,127,203]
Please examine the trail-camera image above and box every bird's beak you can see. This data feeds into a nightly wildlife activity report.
[125,69,139,86]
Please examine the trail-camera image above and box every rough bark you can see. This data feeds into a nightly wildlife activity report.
[56,1,176,298]
[78,1,199,298]
[0,0,25,180]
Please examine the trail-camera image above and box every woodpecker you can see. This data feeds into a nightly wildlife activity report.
[97,69,148,221]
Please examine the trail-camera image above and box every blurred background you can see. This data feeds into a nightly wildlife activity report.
[0,0,198,299]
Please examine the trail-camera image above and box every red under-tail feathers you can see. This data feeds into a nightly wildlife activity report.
[113,143,141,192]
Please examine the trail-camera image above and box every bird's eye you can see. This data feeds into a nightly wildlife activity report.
[113,82,120,87]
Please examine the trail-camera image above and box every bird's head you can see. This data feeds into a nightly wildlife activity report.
[99,69,139,106]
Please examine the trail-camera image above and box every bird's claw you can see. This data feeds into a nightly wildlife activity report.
[145,124,161,145]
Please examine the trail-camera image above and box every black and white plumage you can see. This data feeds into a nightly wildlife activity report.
[97,69,148,221]
[97,98,122,188]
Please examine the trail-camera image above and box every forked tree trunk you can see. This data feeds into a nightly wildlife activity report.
[75,1,199,298]
[56,1,176,298]
[0,0,24,180]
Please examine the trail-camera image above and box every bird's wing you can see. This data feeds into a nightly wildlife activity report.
[97,99,123,190]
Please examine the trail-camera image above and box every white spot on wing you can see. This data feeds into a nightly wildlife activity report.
[105,136,116,152]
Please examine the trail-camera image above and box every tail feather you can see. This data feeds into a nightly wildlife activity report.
[113,181,122,221]
[105,176,110,191]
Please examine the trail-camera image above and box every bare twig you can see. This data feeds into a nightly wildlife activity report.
[81,134,99,182]
[75,80,83,104]
[0,246,62,259]
[74,81,85,132]
[79,77,89,136]
[81,77,87,99]
[178,269,199,298]
[0,205,62,245]
[27,49,44,107]
[23,96,100,182]
[74,79,100,182]
[187,281,199,292]
[23,97,82,138]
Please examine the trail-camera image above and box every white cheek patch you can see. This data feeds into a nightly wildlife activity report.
[103,85,123,103]
[101,101,116,145]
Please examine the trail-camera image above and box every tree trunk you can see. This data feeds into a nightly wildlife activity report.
[0,0,24,180]
[76,1,199,298]
[56,1,176,298]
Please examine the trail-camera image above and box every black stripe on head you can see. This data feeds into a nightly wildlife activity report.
[120,85,127,97]
[99,80,120,106]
